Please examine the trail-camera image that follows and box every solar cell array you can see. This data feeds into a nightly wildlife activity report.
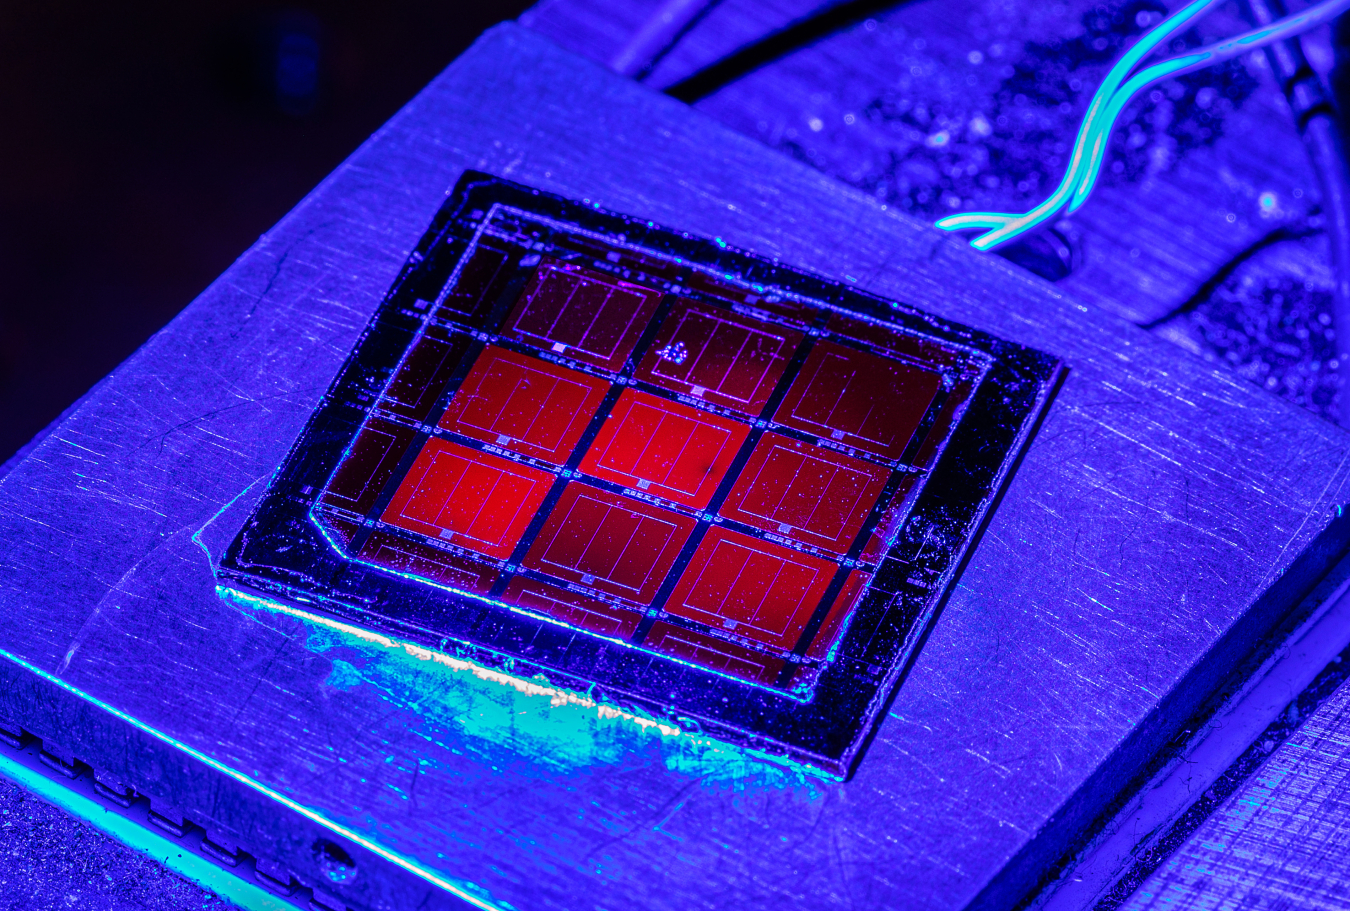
[222,177,1061,772]
[310,209,960,690]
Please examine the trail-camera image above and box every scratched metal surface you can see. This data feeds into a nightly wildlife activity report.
[0,23,1349,911]
[524,0,1343,414]
[524,6,1350,905]
[524,8,1350,908]
[1124,663,1350,911]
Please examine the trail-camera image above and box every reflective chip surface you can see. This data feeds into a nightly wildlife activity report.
[221,174,1062,775]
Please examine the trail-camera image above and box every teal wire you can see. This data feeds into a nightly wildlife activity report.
[933,0,1221,244]
[1068,0,1350,211]
[1062,55,1207,220]
[935,0,1350,251]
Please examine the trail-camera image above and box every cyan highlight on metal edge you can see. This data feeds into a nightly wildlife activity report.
[0,645,513,911]
[0,732,301,911]
[217,584,841,791]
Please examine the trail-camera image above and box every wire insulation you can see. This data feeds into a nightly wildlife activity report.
[936,0,1350,249]
[663,0,916,101]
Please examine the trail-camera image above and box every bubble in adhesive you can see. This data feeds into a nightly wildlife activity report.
[313,839,357,884]
[656,340,689,364]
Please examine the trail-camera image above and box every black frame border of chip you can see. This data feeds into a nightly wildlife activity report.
[218,172,1066,778]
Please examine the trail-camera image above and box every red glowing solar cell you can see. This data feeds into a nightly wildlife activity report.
[805,569,870,660]
[719,433,890,555]
[438,347,610,465]
[503,260,661,371]
[635,299,803,415]
[578,390,749,510]
[381,439,554,560]
[383,326,471,423]
[665,528,837,650]
[774,340,942,460]
[358,530,498,595]
[321,419,416,515]
[502,578,643,639]
[644,622,785,685]
[523,483,695,604]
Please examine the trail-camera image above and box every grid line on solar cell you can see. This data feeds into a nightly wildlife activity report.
[720,433,891,555]
[382,327,470,423]
[320,420,416,516]
[579,389,749,509]
[358,530,500,595]
[636,299,802,415]
[775,340,942,460]
[439,346,610,464]
[382,439,554,560]
[644,622,785,685]
[503,260,660,371]
[666,528,837,650]
[503,577,643,638]
[523,483,696,603]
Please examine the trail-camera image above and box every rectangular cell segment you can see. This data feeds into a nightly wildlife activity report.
[358,530,498,595]
[644,622,785,685]
[774,340,942,460]
[382,326,471,423]
[381,439,554,559]
[579,389,748,509]
[805,569,870,660]
[502,578,643,639]
[320,419,416,515]
[439,347,610,464]
[720,432,891,554]
[523,483,696,604]
[635,299,803,415]
[436,237,523,326]
[503,259,661,371]
[665,528,838,650]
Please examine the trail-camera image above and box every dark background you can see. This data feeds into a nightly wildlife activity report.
[0,2,532,464]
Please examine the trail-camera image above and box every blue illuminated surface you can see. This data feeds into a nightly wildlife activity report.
[1124,662,1350,909]
[0,749,286,911]
[217,586,830,792]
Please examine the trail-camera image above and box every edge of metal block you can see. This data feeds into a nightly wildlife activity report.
[975,508,1350,911]
[0,652,499,911]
